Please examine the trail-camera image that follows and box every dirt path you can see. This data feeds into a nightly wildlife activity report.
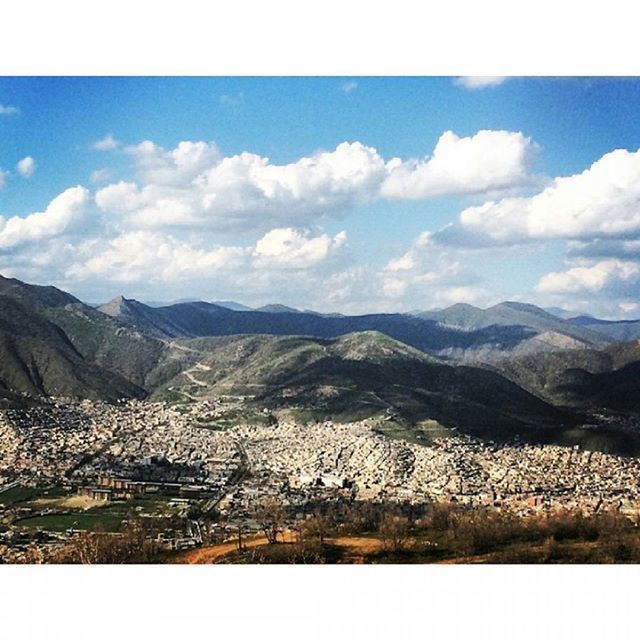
[176,530,297,563]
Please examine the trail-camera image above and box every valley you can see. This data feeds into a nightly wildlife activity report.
[3,274,640,562]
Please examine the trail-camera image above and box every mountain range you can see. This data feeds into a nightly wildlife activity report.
[96,295,614,361]
[3,273,640,453]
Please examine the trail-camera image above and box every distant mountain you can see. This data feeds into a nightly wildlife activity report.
[98,295,193,339]
[416,301,610,356]
[568,315,640,341]
[97,296,605,362]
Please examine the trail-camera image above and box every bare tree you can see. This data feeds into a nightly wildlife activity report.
[51,521,161,564]
[255,498,286,544]
[378,514,412,553]
[236,523,245,550]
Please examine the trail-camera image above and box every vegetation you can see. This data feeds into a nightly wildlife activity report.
[207,503,640,564]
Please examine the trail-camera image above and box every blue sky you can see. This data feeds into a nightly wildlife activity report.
[1,76,640,317]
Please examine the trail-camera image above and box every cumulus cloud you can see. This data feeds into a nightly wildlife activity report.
[380,231,491,309]
[449,148,640,246]
[0,104,19,115]
[382,130,535,199]
[93,132,535,233]
[253,228,347,268]
[92,134,120,151]
[536,259,640,295]
[0,186,90,250]
[533,257,640,319]
[126,140,221,186]
[65,227,348,288]
[455,76,507,89]
[67,231,247,284]
[16,156,36,178]
[0,131,545,311]
[96,140,386,231]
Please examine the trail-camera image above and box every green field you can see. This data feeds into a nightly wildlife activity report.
[374,418,455,445]
[0,485,69,506]
[15,512,125,532]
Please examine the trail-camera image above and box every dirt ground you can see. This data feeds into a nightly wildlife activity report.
[175,532,384,564]
[31,496,107,510]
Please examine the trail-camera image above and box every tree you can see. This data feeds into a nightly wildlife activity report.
[255,498,286,544]
[299,513,330,545]
[378,514,411,553]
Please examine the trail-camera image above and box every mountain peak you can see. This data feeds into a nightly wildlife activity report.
[98,295,139,317]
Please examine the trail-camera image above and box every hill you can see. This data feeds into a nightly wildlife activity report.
[151,331,585,446]
[2,274,639,454]
[490,340,640,413]
[0,292,144,400]
[0,276,165,397]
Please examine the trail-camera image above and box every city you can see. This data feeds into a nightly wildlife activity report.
[3,396,640,562]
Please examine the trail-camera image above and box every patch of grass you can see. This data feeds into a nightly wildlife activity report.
[15,512,125,532]
[374,418,455,445]
[0,485,69,506]
[0,485,41,505]
[93,496,181,517]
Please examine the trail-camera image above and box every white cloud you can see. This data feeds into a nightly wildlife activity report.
[92,134,120,151]
[65,227,348,288]
[342,81,358,94]
[94,132,535,233]
[0,169,8,189]
[536,259,640,294]
[97,140,386,231]
[455,76,507,89]
[0,104,19,115]
[533,257,640,319]
[380,231,491,309]
[127,140,221,186]
[0,186,90,250]
[253,228,347,268]
[442,147,640,246]
[90,168,111,184]
[16,156,36,178]
[381,130,535,199]
[0,131,546,311]
[67,231,247,284]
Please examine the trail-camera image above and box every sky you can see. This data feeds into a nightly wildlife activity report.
[1,76,640,317]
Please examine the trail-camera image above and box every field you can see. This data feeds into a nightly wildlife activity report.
[7,484,186,534]
[0,485,68,506]
[15,512,125,532]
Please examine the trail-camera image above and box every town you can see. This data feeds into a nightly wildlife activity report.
[3,397,640,561]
